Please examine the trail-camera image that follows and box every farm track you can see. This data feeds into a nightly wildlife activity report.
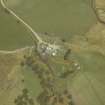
[0,0,102,54]
[0,46,33,54]
[1,0,42,43]
[0,0,60,54]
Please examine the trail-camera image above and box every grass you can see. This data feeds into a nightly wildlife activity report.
[0,52,23,105]
[0,49,42,105]
[0,0,105,105]
[0,0,97,49]
[22,66,42,98]
[7,0,97,41]
[0,3,33,50]
[68,51,105,105]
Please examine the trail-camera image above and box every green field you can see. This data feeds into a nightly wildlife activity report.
[68,51,105,105]
[22,66,42,98]
[1,0,105,105]
[0,0,97,50]
[11,0,96,39]
[0,3,33,50]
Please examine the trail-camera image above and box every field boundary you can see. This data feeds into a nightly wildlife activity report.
[0,46,33,54]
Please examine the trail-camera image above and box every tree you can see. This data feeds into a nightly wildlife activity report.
[20,61,25,67]
[14,88,35,105]
[64,49,71,60]
[4,8,10,14]
[28,98,34,105]
[22,88,28,95]
[61,38,66,43]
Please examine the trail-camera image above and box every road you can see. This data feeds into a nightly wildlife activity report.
[0,0,60,53]
[0,46,31,54]
[1,0,42,43]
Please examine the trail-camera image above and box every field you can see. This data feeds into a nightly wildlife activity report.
[10,0,96,39]
[0,48,42,105]
[0,0,97,50]
[68,50,105,105]
[0,2,33,50]
[0,0,105,105]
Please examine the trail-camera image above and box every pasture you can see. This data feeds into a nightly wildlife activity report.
[0,2,33,50]
[1,0,105,105]
[0,0,97,50]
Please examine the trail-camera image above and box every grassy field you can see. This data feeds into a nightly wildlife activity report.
[22,66,42,98]
[3,0,97,46]
[0,44,105,105]
[0,0,97,50]
[0,0,105,105]
[0,52,23,105]
[0,3,33,50]
[0,49,42,105]
[69,51,105,105]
